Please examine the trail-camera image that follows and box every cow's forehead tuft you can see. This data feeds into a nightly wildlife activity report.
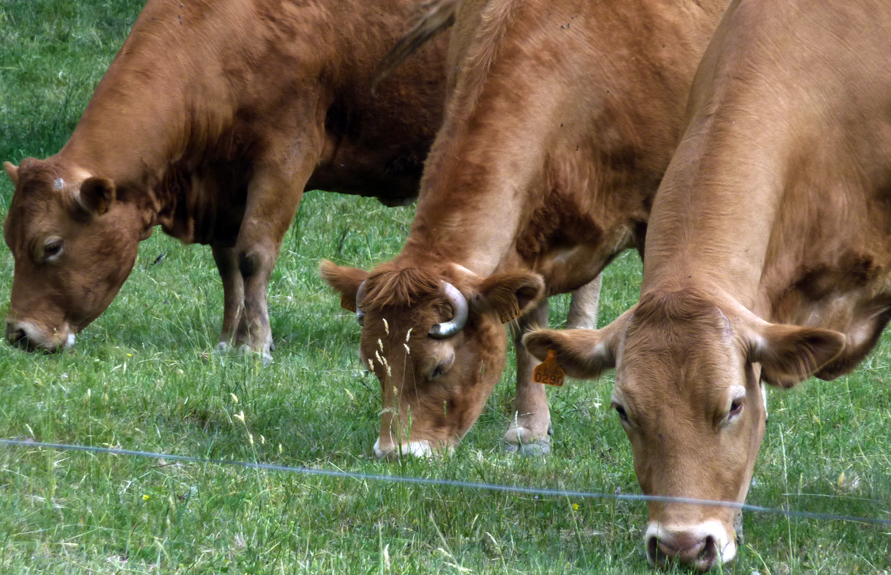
[16,164,60,196]
[363,266,445,310]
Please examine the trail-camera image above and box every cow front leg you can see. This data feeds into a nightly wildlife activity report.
[566,273,602,329]
[212,244,244,352]
[233,159,313,363]
[504,300,552,455]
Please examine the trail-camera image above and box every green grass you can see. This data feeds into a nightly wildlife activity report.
[1,1,890,573]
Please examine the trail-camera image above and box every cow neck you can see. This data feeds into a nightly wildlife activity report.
[400,143,539,279]
[641,117,787,315]
[398,58,567,279]
[57,5,233,233]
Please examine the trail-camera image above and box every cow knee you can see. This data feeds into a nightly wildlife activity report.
[238,250,269,280]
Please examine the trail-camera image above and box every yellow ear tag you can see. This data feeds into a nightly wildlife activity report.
[340,293,357,313]
[97,198,108,215]
[533,349,565,387]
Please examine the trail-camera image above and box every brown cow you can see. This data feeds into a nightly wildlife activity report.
[2,0,450,361]
[524,0,891,569]
[323,0,727,458]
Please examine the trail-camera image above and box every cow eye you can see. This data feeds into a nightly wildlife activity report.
[44,239,63,260]
[614,403,629,423]
[429,364,447,380]
[728,399,744,421]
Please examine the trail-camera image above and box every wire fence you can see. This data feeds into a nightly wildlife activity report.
[2,437,889,527]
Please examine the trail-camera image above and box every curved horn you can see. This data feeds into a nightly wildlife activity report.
[356,280,368,326]
[429,282,468,339]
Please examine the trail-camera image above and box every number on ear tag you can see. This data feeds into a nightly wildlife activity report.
[533,349,565,387]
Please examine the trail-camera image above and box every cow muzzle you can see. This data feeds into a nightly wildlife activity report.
[5,320,75,352]
[372,437,435,460]
[645,521,737,571]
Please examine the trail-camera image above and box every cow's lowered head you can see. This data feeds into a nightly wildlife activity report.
[523,286,845,571]
[321,259,545,459]
[3,158,150,352]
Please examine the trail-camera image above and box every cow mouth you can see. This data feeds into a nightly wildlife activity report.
[5,321,75,353]
[373,438,434,460]
[645,521,737,572]
[648,536,719,572]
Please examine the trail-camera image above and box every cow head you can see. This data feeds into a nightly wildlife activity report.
[3,158,147,352]
[321,259,545,459]
[524,287,845,571]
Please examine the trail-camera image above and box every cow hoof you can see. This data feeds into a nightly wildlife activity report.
[254,347,274,366]
[504,438,551,456]
[504,426,551,456]
[228,344,274,366]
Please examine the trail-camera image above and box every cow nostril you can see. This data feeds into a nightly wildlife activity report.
[649,535,677,567]
[6,324,48,352]
[6,326,29,348]
[647,535,662,564]
[649,533,717,570]
[700,535,719,567]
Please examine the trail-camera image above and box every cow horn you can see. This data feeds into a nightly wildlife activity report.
[429,282,468,339]
[356,280,368,327]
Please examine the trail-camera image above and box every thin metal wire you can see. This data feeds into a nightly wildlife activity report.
[2,438,889,526]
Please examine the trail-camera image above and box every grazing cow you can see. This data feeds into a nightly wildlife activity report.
[322,0,727,458]
[3,0,450,360]
[524,0,891,569]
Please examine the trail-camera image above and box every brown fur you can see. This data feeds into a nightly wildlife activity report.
[3,0,449,354]
[631,287,723,327]
[523,327,616,380]
[525,0,891,567]
[751,326,847,387]
[363,264,445,309]
[475,272,545,323]
[324,0,728,458]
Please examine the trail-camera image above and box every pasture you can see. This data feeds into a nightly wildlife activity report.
[1,0,889,573]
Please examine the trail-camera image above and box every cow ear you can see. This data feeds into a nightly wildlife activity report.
[473,271,545,324]
[523,326,619,380]
[76,177,116,216]
[320,260,369,313]
[4,162,18,186]
[747,323,846,388]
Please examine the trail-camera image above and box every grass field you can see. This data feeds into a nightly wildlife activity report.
[1,1,890,573]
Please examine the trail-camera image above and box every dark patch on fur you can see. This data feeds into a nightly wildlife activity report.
[385,142,431,180]
[776,252,882,317]
[516,188,603,261]
[602,144,642,173]
[795,252,878,299]
[239,251,260,279]
[325,99,360,141]
[155,163,194,239]
[633,220,648,260]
